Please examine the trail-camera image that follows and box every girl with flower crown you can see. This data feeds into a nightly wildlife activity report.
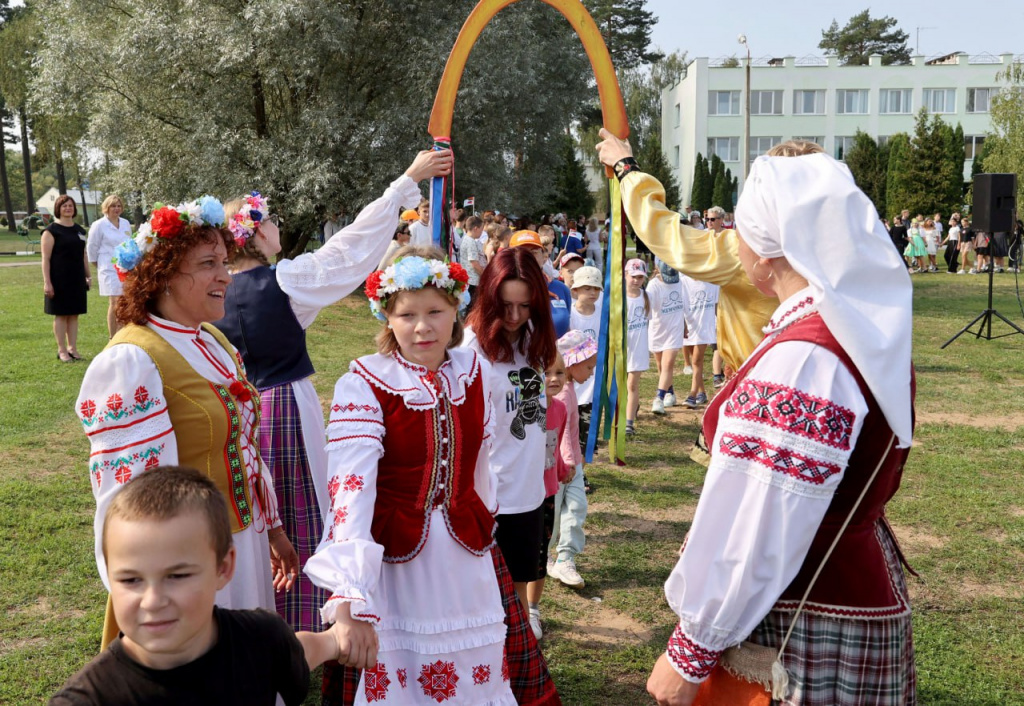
[75,196,300,648]
[213,149,452,638]
[303,246,518,705]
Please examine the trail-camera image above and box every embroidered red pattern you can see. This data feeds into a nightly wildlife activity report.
[666,624,721,680]
[333,506,349,528]
[501,647,509,682]
[133,386,149,405]
[418,660,459,702]
[106,393,123,413]
[327,476,340,502]
[343,474,365,492]
[332,402,381,414]
[115,466,132,485]
[472,664,491,685]
[79,399,97,419]
[719,433,842,484]
[363,661,390,702]
[725,379,856,450]
[766,295,813,330]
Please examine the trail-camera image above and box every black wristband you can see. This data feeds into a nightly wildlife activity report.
[613,157,641,181]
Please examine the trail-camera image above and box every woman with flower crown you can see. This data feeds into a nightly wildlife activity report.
[213,150,453,637]
[303,245,518,705]
[75,196,300,648]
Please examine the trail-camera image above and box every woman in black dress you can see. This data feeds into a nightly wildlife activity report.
[42,194,90,362]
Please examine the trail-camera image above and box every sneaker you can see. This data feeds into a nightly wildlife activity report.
[651,397,666,415]
[928,265,938,272]
[625,425,636,439]
[546,559,555,576]
[682,365,694,375]
[549,558,585,588]
[528,607,543,640]
[712,374,726,389]
[695,392,708,405]
[684,395,699,408]
[969,268,978,274]
[664,392,677,407]
[583,474,592,494]
[996,267,1005,273]
[957,270,966,275]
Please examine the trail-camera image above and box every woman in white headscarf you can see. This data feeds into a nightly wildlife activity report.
[646,143,916,706]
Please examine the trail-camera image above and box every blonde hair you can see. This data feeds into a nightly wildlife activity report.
[766,140,825,158]
[101,194,124,216]
[374,245,465,355]
[224,196,270,267]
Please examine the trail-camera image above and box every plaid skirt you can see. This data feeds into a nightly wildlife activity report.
[748,530,916,706]
[321,546,561,706]
[259,382,330,633]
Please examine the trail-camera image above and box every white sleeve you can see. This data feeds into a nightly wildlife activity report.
[473,359,499,514]
[662,340,869,683]
[86,221,102,263]
[303,372,387,626]
[275,175,424,329]
[76,345,178,589]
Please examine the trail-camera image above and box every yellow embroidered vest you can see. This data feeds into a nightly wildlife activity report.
[108,323,261,533]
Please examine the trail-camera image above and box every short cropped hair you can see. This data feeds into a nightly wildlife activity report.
[707,206,726,219]
[465,215,483,231]
[101,195,124,216]
[53,194,77,218]
[103,466,233,563]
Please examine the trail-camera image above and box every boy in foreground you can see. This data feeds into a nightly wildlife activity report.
[50,466,357,706]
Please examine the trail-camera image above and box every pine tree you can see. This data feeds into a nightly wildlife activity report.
[907,109,957,215]
[885,133,913,219]
[584,0,664,71]
[949,123,966,209]
[844,130,882,214]
[712,165,730,211]
[724,167,734,209]
[875,140,890,219]
[549,136,595,218]
[690,154,706,212]
[639,133,680,210]
[702,155,718,212]
[818,10,910,66]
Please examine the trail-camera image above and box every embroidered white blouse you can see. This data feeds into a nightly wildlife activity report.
[663,289,869,684]
[76,315,281,612]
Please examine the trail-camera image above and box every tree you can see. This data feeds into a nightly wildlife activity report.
[32,0,593,255]
[711,164,730,211]
[948,123,966,209]
[584,0,663,71]
[704,154,721,211]
[844,130,883,214]
[0,98,15,229]
[907,109,959,215]
[982,61,1024,212]
[819,10,910,66]
[885,133,913,219]
[548,136,595,217]
[690,154,706,212]
[638,133,679,210]
[0,6,37,214]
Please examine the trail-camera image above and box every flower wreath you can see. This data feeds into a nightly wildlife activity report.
[111,196,226,279]
[363,256,471,322]
[227,191,268,248]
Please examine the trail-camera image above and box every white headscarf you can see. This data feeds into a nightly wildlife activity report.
[736,152,913,448]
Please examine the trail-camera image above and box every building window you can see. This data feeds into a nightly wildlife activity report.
[837,89,869,115]
[923,88,956,113]
[673,145,680,168]
[879,88,912,114]
[750,90,783,115]
[708,137,740,162]
[967,88,998,113]
[749,136,781,161]
[964,135,985,159]
[793,136,824,148]
[674,103,681,126]
[878,135,890,147]
[793,90,826,115]
[834,136,856,160]
[708,91,740,116]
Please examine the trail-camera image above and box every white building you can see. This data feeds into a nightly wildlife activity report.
[661,52,1018,210]
[36,186,104,221]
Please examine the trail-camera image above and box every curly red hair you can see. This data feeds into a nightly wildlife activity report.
[466,247,556,369]
[116,226,236,326]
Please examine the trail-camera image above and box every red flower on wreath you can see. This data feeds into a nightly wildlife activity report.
[150,206,186,239]
[418,660,459,702]
[228,380,252,403]
[79,399,97,419]
[364,270,384,300]
[448,262,469,285]
[106,393,123,413]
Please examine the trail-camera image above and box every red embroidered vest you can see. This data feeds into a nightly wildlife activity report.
[357,365,496,563]
[703,312,915,617]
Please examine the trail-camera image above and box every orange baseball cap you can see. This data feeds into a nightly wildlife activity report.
[509,230,543,249]
[400,209,419,222]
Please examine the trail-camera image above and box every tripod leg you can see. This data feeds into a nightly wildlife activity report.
[941,310,991,348]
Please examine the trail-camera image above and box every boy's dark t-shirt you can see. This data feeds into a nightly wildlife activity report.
[50,607,309,706]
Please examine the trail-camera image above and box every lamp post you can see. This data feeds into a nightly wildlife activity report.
[738,34,751,185]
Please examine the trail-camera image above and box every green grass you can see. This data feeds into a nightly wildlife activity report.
[2,265,1024,703]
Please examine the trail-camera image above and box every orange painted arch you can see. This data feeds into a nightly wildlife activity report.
[428,0,629,174]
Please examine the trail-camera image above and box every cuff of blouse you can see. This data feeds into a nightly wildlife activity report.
[665,622,722,684]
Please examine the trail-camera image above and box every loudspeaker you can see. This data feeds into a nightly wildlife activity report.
[973,173,1017,233]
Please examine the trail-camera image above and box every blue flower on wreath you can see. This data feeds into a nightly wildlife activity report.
[459,288,472,312]
[112,238,143,271]
[198,195,226,227]
[392,256,432,289]
[369,298,386,322]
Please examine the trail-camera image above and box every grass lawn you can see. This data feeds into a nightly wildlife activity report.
[2,264,1023,704]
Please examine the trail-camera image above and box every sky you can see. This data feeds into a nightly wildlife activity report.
[644,0,1022,63]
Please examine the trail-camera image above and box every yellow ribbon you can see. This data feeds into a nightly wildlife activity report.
[607,178,627,463]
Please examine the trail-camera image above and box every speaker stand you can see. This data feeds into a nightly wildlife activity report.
[942,258,1024,348]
